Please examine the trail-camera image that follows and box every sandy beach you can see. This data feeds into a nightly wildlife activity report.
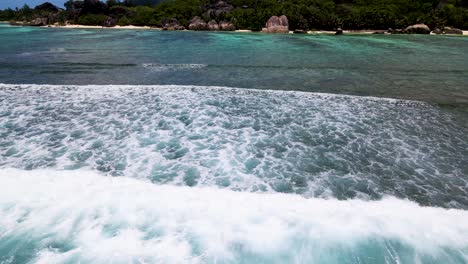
[43,24,157,30]
[47,24,257,32]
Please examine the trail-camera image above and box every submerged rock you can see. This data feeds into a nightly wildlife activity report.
[261,15,289,33]
[188,16,207,31]
[207,20,219,31]
[404,24,430,34]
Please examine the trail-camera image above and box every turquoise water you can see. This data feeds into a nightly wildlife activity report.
[1,23,468,105]
[0,23,468,263]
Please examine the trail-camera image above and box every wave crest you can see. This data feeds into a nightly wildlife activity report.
[0,168,467,263]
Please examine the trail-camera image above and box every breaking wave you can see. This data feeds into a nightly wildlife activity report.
[0,168,467,264]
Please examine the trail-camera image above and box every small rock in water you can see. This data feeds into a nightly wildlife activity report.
[335,28,343,35]
[293,29,307,34]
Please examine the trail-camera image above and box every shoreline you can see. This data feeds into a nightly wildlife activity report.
[43,24,156,30]
[4,22,466,35]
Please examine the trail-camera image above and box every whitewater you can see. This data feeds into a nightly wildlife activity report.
[1,84,467,263]
[1,168,468,263]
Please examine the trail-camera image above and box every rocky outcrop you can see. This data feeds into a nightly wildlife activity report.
[219,21,235,31]
[261,15,289,33]
[293,29,307,34]
[335,27,343,35]
[207,20,219,31]
[188,17,234,31]
[443,27,463,35]
[9,21,27,26]
[162,18,185,30]
[30,17,48,26]
[432,27,463,35]
[188,16,207,30]
[404,24,430,34]
[204,1,234,18]
[388,28,404,34]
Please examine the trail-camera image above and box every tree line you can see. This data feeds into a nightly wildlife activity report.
[1,0,467,30]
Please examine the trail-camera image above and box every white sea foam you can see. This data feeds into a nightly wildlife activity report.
[141,63,208,72]
[0,168,467,264]
[48,47,67,53]
[1,84,467,210]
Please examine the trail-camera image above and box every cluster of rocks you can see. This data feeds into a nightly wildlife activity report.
[261,15,289,33]
[431,27,463,35]
[203,1,234,18]
[387,24,463,35]
[187,16,235,31]
[10,2,62,26]
[161,18,185,30]
[11,15,60,27]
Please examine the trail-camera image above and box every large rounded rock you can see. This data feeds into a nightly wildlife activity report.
[207,20,219,31]
[404,24,430,34]
[188,16,207,31]
[219,21,235,31]
[431,28,442,34]
[443,27,463,35]
[278,15,288,27]
[30,17,48,26]
[162,18,185,31]
[262,15,289,33]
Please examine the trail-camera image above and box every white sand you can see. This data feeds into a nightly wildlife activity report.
[44,24,158,30]
[307,30,376,34]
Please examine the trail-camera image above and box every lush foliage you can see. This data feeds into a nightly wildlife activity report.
[77,13,109,25]
[1,0,467,30]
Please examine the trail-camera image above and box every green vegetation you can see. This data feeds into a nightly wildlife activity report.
[1,0,467,30]
[77,13,109,25]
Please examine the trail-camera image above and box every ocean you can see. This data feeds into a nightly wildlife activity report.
[0,22,468,263]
